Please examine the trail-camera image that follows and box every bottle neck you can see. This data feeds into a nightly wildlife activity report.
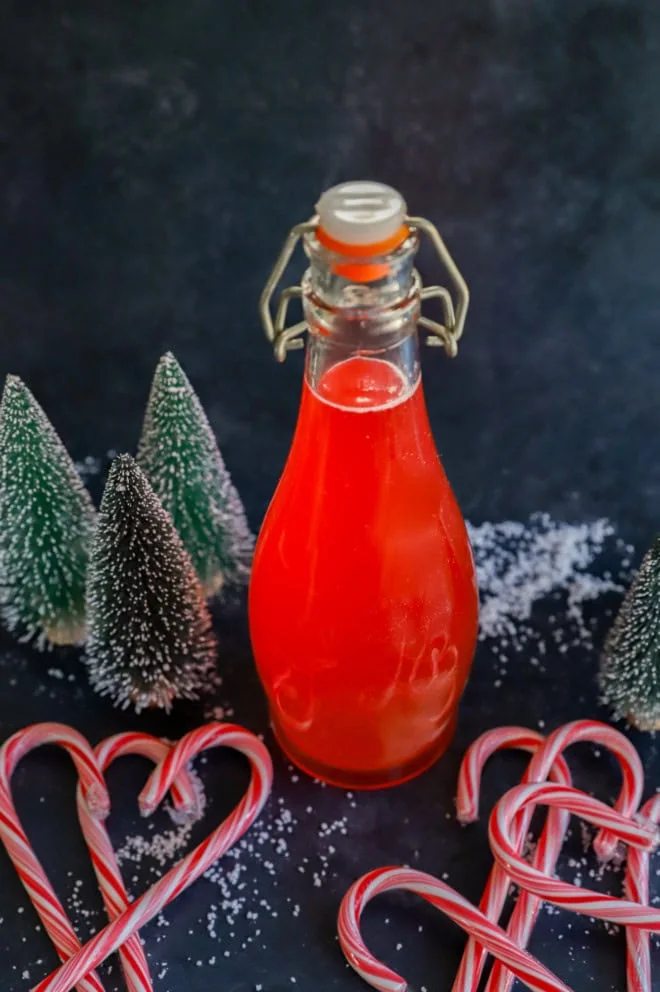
[301,230,422,407]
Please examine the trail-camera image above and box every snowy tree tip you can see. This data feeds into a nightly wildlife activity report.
[155,351,185,377]
[3,373,23,394]
[1,374,32,414]
[99,455,146,514]
[153,351,191,390]
[105,453,146,489]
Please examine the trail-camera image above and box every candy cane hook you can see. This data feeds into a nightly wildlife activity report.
[339,866,574,992]
[624,793,660,992]
[0,723,109,992]
[487,720,645,992]
[489,782,659,926]
[453,726,572,992]
[76,732,198,992]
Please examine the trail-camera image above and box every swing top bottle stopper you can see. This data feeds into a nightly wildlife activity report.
[260,180,470,362]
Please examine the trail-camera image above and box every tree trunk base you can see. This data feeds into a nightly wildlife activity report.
[45,619,86,647]
[202,570,224,599]
[628,711,660,732]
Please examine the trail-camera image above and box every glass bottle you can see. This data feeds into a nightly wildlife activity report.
[249,182,478,789]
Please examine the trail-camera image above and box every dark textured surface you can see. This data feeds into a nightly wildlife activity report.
[0,1,659,990]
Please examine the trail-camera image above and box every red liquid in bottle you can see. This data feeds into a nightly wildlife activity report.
[249,355,478,788]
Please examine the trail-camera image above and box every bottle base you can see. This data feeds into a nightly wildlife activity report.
[270,712,458,790]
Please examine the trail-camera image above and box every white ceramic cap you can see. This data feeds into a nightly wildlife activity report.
[315,181,407,246]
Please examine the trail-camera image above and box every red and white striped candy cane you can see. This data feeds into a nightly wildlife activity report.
[477,721,643,992]
[453,727,572,992]
[489,782,660,926]
[456,727,570,825]
[338,867,574,992]
[31,723,273,992]
[624,793,660,992]
[76,732,198,992]
[522,721,644,861]
[0,723,110,992]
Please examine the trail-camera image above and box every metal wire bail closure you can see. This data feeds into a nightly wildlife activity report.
[259,197,469,362]
[259,219,317,363]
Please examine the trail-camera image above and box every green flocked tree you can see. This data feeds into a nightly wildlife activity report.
[0,375,96,648]
[85,454,218,712]
[137,352,254,598]
[599,536,660,731]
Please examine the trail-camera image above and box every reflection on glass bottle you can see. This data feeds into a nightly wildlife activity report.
[249,182,479,789]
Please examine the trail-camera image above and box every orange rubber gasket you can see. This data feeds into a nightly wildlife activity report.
[316,224,410,257]
[316,224,410,283]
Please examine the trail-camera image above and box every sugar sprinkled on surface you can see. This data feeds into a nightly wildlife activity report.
[468,515,628,642]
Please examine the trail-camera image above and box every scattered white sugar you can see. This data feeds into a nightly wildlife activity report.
[46,667,64,680]
[468,515,626,642]
[318,817,349,837]
[116,776,207,869]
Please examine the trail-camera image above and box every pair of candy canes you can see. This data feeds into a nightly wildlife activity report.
[0,721,273,992]
[339,720,660,992]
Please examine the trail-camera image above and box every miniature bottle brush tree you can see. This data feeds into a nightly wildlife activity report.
[0,375,96,649]
[137,352,254,598]
[600,536,660,731]
[84,454,218,712]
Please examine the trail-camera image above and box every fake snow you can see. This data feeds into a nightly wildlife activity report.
[465,515,634,695]
[468,515,630,643]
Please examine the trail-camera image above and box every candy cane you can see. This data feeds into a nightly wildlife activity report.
[456,727,571,825]
[476,721,643,992]
[76,732,198,992]
[489,782,660,925]
[0,723,109,992]
[453,727,572,992]
[522,721,644,861]
[624,793,660,992]
[32,723,273,992]
[338,867,574,992]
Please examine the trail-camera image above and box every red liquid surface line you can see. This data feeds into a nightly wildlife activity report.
[249,356,478,788]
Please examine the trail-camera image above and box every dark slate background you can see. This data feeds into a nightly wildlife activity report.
[0,2,659,990]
